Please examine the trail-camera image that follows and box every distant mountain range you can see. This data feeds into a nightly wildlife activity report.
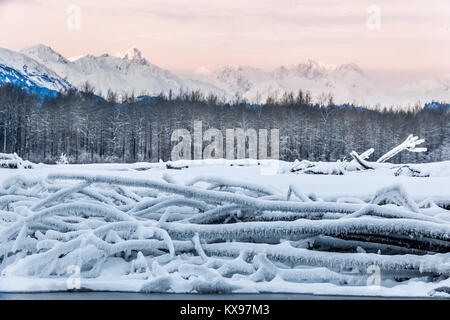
[193,61,375,105]
[17,45,231,100]
[0,44,449,106]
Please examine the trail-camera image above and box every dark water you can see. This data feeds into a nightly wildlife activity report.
[0,292,442,300]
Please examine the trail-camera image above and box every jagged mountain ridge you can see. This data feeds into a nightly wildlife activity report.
[192,60,376,104]
[0,44,448,105]
[19,45,231,100]
[17,45,376,103]
[0,47,71,96]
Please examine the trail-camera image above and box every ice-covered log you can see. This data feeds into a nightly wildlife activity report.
[162,217,450,251]
[350,151,379,170]
[350,148,374,164]
[370,184,420,213]
[186,176,279,196]
[0,171,449,294]
[187,204,244,224]
[287,185,313,202]
[133,198,210,217]
[47,173,367,217]
[201,242,450,276]
[0,153,34,169]
[303,235,428,255]
[377,135,427,163]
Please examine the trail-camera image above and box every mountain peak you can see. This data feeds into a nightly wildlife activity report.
[0,47,71,93]
[20,44,69,65]
[21,44,61,57]
[195,66,211,75]
[336,63,364,75]
[121,46,148,65]
[298,59,335,71]
[293,59,334,79]
[22,44,54,53]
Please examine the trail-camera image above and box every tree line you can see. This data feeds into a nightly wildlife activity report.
[0,83,448,164]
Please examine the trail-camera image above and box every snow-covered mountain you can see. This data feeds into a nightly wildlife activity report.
[20,45,231,100]
[392,75,450,104]
[0,47,71,96]
[1,44,448,105]
[194,65,272,97]
[193,59,377,104]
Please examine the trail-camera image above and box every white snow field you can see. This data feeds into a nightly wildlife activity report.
[0,160,449,297]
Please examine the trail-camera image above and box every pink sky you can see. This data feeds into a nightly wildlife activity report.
[0,0,449,82]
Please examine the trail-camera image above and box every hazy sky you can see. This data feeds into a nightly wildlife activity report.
[0,0,449,83]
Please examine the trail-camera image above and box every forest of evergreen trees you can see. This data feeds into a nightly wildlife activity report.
[0,84,448,164]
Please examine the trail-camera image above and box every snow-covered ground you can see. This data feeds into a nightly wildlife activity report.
[0,160,449,297]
